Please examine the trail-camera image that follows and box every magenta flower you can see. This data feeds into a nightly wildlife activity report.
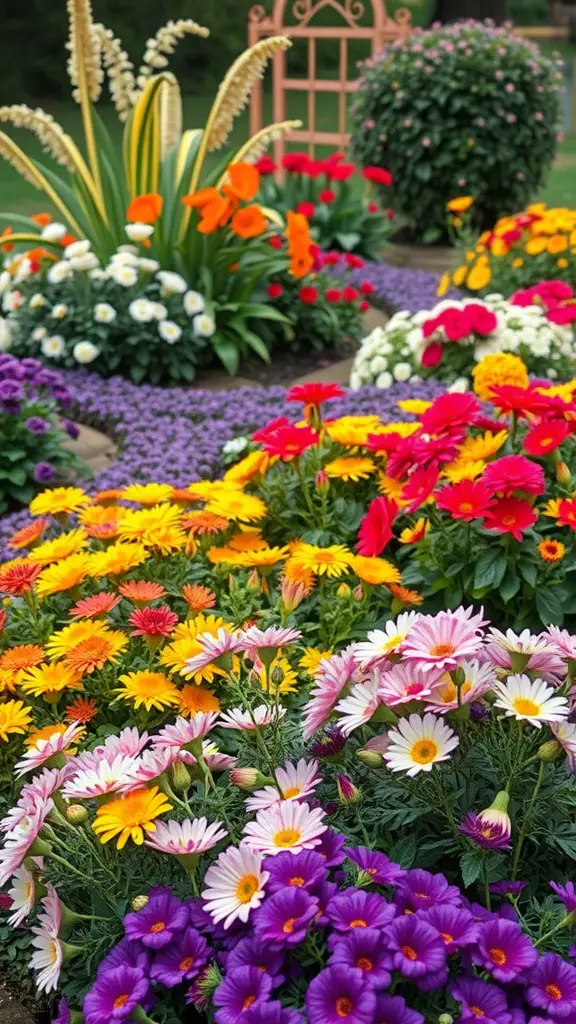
[374,994,424,1024]
[550,881,576,914]
[308,727,347,759]
[253,888,318,945]
[387,915,446,978]
[263,850,326,893]
[526,952,576,1018]
[213,967,273,1024]
[489,881,528,898]
[83,966,150,1024]
[225,936,286,986]
[329,927,393,988]
[315,828,346,867]
[242,1003,305,1024]
[473,918,538,982]
[123,887,189,949]
[306,965,377,1024]
[423,904,479,953]
[345,846,406,886]
[149,927,210,987]
[451,976,512,1024]
[394,868,461,912]
[96,939,150,978]
[325,888,396,932]
[460,812,511,850]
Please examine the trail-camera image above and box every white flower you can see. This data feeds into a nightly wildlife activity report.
[14,258,34,283]
[89,268,107,281]
[41,223,66,243]
[51,303,68,319]
[151,302,168,321]
[202,843,269,929]
[2,291,22,313]
[0,318,11,352]
[531,337,550,357]
[492,674,570,729]
[349,370,362,390]
[138,258,160,274]
[184,290,205,316]
[0,271,11,294]
[354,613,420,666]
[242,801,327,856]
[73,341,99,364]
[222,436,249,457]
[370,355,388,375]
[125,223,154,242]
[384,712,459,776]
[336,676,381,736]
[29,293,47,310]
[129,298,155,323]
[94,303,117,324]
[110,251,139,266]
[70,252,99,272]
[157,270,187,295]
[32,327,47,341]
[158,320,182,344]
[246,759,322,812]
[47,261,72,285]
[376,371,393,389]
[393,361,412,382]
[41,336,65,359]
[194,313,216,338]
[448,377,469,393]
[109,264,138,287]
[8,862,37,926]
[64,239,91,259]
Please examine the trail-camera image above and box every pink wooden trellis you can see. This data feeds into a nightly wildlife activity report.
[248,0,412,163]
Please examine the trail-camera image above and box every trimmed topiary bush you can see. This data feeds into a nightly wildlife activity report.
[350,19,563,244]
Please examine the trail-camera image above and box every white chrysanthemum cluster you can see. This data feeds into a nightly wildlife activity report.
[137,20,209,90]
[350,294,576,392]
[91,24,136,121]
[0,106,76,172]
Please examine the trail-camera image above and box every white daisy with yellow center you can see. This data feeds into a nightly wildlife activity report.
[384,712,459,777]
[493,674,570,729]
[201,842,269,929]
[353,612,421,668]
[242,801,327,857]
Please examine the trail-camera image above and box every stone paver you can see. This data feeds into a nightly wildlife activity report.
[289,308,388,386]
[63,422,117,474]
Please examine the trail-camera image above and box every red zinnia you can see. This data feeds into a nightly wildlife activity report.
[287,382,345,407]
[299,286,318,304]
[362,166,393,186]
[359,281,375,296]
[252,417,290,444]
[319,189,336,204]
[129,604,179,638]
[483,497,538,541]
[421,342,444,369]
[70,593,121,619]
[420,393,481,436]
[368,202,379,213]
[255,155,276,175]
[343,286,359,303]
[483,454,545,497]
[436,480,495,522]
[401,466,439,514]
[523,419,569,457]
[261,424,319,460]
[327,162,355,181]
[359,300,369,312]
[547,307,576,326]
[557,498,576,531]
[282,152,310,174]
[0,561,42,596]
[268,236,283,250]
[357,496,398,556]
[297,201,315,218]
[325,288,342,303]
[345,254,365,269]
[489,385,536,416]
[267,283,283,299]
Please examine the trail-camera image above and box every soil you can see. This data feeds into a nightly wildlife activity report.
[238,337,360,386]
[0,978,47,1024]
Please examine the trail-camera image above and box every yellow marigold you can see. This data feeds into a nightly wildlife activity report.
[120,483,174,505]
[557,258,569,269]
[398,519,430,544]
[442,458,486,483]
[349,555,401,586]
[466,258,491,291]
[437,271,450,297]
[206,491,267,523]
[92,786,172,849]
[446,195,474,213]
[472,352,529,402]
[525,236,548,255]
[453,264,469,286]
[20,662,83,699]
[324,416,382,448]
[27,528,89,566]
[223,450,272,485]
[35,553,92,598]
[0,700,33,741]
[324,457,375,482]
[160,614,233,682]
[116,671,181,712]
[538,539,566,563]
[236,546,289,569]
[543,498,562,518]
[78,505,128,527]
[396,399,432,415]
[0,644,44,689]
[389,583,423,606]
[29,487,91,517]
[117,504,182,541]
[46,620,110,659]
[178,684,220,716]
[141,525,188,554]
[88,541,149,577]
[490,238,509,258]
[378,473,407,502]
[548,235,568,254]
[512,257,524,269]
[300,647,332,675]
[254,654,298,695]
[63,630,129,676]
[457,430,508,461]
[206,545,247,565]
[289,543,353,578]
[227,529,268,552]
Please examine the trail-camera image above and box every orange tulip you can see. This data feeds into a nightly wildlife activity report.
[231,204,267,239]
[27,247,57,263]
[126,193,164,224]
[223,163,260,202]
[30,213,52,227]
[0,227,14,252]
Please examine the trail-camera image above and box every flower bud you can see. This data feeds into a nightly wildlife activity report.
[280,577,307,613]
[337,774,361,804]
[131,895,149,912]
[356,749,384,768]
[538,739,562,763]
[65,804,88,825]
[270,665,284,686]
[315,469,329,494]
[439,1015,454,1024]
[247,569,261,593]
[230,767,274,791]
[478,790,511,842]
[557,461,572,486]
[336,583,351,599]
[352,584,364,601]
[172,760,192,792]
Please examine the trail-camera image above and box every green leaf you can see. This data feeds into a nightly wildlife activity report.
[421,226,442,244]
[6,467,27,487]
[473,549,507,591]
[387,836,417,869]
[460,850,483,888]
[335,231,361,250]
[500,568,520,603]
[518,559,537,588]
[536,587,565,626]
[212,339,240,376]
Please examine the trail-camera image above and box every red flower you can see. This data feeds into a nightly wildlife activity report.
[359,300,370,312]
[483,454,545,497]
[0,561,41,596]
[547,307,576,326]
[129,604,179,638]
[362,166,393,186]
[466,303,498,336]
[483,497,538,541]
[319,189,336,204]
[523,419,569,456]
[343,286,359,302]
[267,283,283,299]
[252,417,290,444]
[323,252,342,266]
[436,480,495,522]
[0,609,6,633]
[261,424,319,460]
[282,152,311,173]
[327,162,355,181]
[268,236,283,250]
[421,342,444,369]
[359,282,375,296]
[420,393,481,435]
[489,385,536,416]
[345,254,365,269]
[385,208,395,220]
[70,593,121,619]
[557,498,576,531]
[368,202,379,213]
[297,201,315,218]
[325,288,342,303]
[401,466,439,514]
[287,383,345,406]
[298,286,318,304]
[255,155,276,175]
[0,894,14,910]
[357,496,398,556]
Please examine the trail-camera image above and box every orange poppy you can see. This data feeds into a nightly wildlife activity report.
[223,163,260,202]
[1,228,13,252]
[27,247,57,263]
[231,204,267,239]
[126,193,164,224]
[182,187,221,209]
[30,213,52,227]
[60,233,77,247]
[197,196,235,234]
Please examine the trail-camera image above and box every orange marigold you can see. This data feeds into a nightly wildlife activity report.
[8,519,49,550]
[182,584,216,612]
[0,560,42,596]
[65,696,98,724]
[389,583,423,606]
[70,593,121,619]
[118,580,167,606]
[182,511,229,535]
[178,684,220,716]
[63,630,129,676]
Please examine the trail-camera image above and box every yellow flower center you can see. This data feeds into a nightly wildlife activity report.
[357,956,373,972]
[289,876,305,887]
[489,947,507,966]
[470,1006,485,1018]
[410,739,438,764]
[179,957,195,972]
[513,697,541,716]
[242,995,257,1011]
[502,515,516,526]
[336,997,353,1017]
[430,642,456,657]
[401,945,418,961]
[151,921,166,933]
[441,932,454,944]
[236,873,259,903]
[546,984,563,1001]
[282,786,301,799]
[350,918,367,928]
[459,502,474,513]
[273,828,301,848]
[283,917,297,933]
[383,633,403,651]
[114,995,129,1010]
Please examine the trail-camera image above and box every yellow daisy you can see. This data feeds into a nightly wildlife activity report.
[206,491,268,523]
[0,700,34,742]
[300,647,332,675]
[324,457,375,482]
[370,421,421,438]
[396,399,433,415]
[117,504,182,542]
[35,553,91,598]
[543,499,562,518]
[92,786,172,849]
[442,459,486,483]
[185,480,241,500]
[46,621,108,660]
[227,530,268,552]
[325,415,382,448]
[116,671,181,712]
[160,614,233,682]
[87,541,149,577]
[29,487,91,518]
[78,504,127,527]
[289,543,353,579]
[120,483,174,505]
[206,545,247,565]
[141,525,187,554]
[378,473,407,502]
[236,546,289,569]
[398,519,430,544]
[223,451,272,486]
[27,528,89,566]
[20,662,83,699]
[25,721,82,749]
[457,430,508,461]
[349,555,401,586]
[178,684,221,716]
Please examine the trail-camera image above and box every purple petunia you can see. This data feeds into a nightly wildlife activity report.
[123,887,189,949]
[451,976,512,1024]
[96,939,150,978]
[263,850,327,893]
[550,882,576,914]
[374,994,425,1024]
[422,903,479,953]
[490,882,528,898]
[83,965,150,1024]
[526,952,576,1018]
[345,846,406,886]
[315,828,347,867]
[325,888,397,933]
[253,888,318,946]
[149,926,210,988]
[225,936,285,986]
[51,998,70,1024]
[33,461,55,483]
[473,918,538,983]
[25,416,50,434]
[394,868,461,912]
[314,880,338,926]
[306,965,377,1024]
[329,927,393,988]
[386,914,446,979]
[213,966,273,1024]
[242,1002,305,1024]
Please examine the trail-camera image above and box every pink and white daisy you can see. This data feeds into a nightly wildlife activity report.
[62,754,140,800]
[1,768,70,834]
[353,612,421,668]
[14,723,84,778]
[237,625,302,661]
[402,607,486,673]
[183,629,242,678]
[424,660,496,713]
[153,713,219,753]
[242,800,326,856]
[94,726,150,760]
[302,647,358,742]
[219,705,286,731]
[551,721,576,771]
[246,759,322,812]
[202,842,269,929]
[29,886,64,994]
[145,816,228,855]
[115,747,179,793]
[545,625,576,661]
[7,858,42,927]
[194,741,237,773]
[487,628,557,669]
[335,676,381,736]
[384,713,459,777]
[0,804,53,886]
[482,639,564,683]
[493,674,570,729]
[378,662,443,707]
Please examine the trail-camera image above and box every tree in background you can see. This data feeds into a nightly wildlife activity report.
[429,0,508,22]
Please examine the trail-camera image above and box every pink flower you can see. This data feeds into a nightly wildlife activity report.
[0,803,52,887]
[29,885,64,993]
[378,662,443,707]
[422,137,431,147]
[219,705,286,731]
[302,648,358,741]
[154,713,219,753]
[402,607,486,673]
[183,629,242,677]
[62,753,141,799]
[237,625,302,661]
[482,455,545,498]
[14,723,84,778]
[144,817,228,855]
[336,676,381,736]
[246,759,322,812]
[243,801,327,856]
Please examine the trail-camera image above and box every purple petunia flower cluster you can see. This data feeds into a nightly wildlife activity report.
[0,354,72,416]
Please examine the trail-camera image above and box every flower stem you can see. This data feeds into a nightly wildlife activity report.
[511,760,544,880]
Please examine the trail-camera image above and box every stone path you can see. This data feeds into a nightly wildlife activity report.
[63,422,117,475]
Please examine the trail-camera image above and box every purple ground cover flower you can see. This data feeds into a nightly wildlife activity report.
[344,846,406,886]
[96,938,150,978]
[329,927,393,988]
[325,888,396,932]
[525,952,576,1018]
[374,994,425,1024]
[473,918,538,982]
[348,262,460,315]
[253,888,318,945]
[263,850,326,894]
[394,868,461,912]
[224,936,285,986]
[33,461,55,483]
[149,926,210,987]
[83,965,150,1024]
[422,903,479,953]
[451,975,512,1024]
[306,965,377,1024]
[550,882,576,914]
[123,887,189,949]
[213,966,273,1024]
[387,915,446,979]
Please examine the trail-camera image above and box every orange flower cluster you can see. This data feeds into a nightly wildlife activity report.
[182,163,267,239]
[285,212,314,278]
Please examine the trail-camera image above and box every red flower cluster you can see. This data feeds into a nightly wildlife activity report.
[256,151,392,192]
[511,280,576,326]
[129,605,179,638]
[422,303,498,342]
[253,417,319,461]
[362,166,393,187]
